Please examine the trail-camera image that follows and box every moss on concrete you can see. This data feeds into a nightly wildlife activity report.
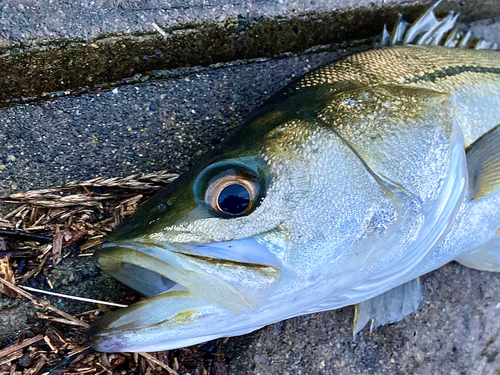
[0,3,440,107]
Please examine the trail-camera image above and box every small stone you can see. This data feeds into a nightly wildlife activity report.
[9,48,21,56]
[18,352,32,367]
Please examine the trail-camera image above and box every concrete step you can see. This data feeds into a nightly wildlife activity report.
[0,0,498,106]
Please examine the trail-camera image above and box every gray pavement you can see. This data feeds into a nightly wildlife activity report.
[0,50,348,194]
[1,0,500,374]
[3,0,498,45]
[225,263,500,375]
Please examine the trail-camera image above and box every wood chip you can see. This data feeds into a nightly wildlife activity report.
[80,240,103,251]
[0,349,23,366]
[29,206,39,226]
[43,335,58,352]
[20,251,50,284]
[0,255,16,297]
[0,335,44,359]
[95,363,112,374]
[25,356,46,375]
[2,205,27,220]
[53,227,63,265]
[138,353,179,375]
[0,218,13,229]
[172,357,179,372]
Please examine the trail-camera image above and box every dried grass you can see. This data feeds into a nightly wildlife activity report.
[0,171,227,375]
[0,170,228,375]
[0,255,16,297]
[0,170,178,264]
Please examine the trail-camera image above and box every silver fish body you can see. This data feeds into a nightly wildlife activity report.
[89,11,500,352]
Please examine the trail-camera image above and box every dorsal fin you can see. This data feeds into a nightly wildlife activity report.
[379,1,499,51]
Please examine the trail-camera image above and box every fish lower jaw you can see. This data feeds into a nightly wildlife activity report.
[89,238,284,351]
[88,289,219,352]
[88,287,281,353]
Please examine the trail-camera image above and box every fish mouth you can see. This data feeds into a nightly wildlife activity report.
[89,238,282,352]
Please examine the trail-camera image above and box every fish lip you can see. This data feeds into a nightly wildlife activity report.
[161,237,283,269]
[97,238,282,310]
[90,237,283,352]
[99,235,283,295]
[88,288,219,352]
[88,289,264,352]
[89,328,220,353]
[102,235,282,265]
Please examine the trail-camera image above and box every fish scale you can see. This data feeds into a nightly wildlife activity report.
[301,46,500,87]
[295,44,500,144]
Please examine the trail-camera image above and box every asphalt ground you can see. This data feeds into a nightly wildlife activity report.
[0,50,348,195]
[0,0,408,44]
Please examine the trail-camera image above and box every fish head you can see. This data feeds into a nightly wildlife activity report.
[88,99,399,352]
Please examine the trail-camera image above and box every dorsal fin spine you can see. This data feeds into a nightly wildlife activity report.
[380,1,498,51]
[390,14,409,45]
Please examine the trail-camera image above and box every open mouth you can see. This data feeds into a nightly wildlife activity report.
[88,238,282,352]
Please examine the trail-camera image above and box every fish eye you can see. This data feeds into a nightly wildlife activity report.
[204,174,260,216]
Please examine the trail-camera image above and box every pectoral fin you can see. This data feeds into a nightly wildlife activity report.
[467,124,500,200]
[353,278,423,339]
[456,237,500,272]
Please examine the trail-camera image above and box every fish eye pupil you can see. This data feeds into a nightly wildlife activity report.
[200,167,260,216]
[217,184,251,215]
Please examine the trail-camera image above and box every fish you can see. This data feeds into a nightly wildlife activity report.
[88,1,500,352]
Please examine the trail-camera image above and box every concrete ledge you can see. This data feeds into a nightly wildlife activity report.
[1,0,499,106]
[2,0,499,44]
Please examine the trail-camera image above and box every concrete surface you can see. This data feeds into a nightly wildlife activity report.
[0,1,419,106]
[1,0,500,374]
[0,49,353,194]
[1,0,499,107]
[2,0,499,44]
